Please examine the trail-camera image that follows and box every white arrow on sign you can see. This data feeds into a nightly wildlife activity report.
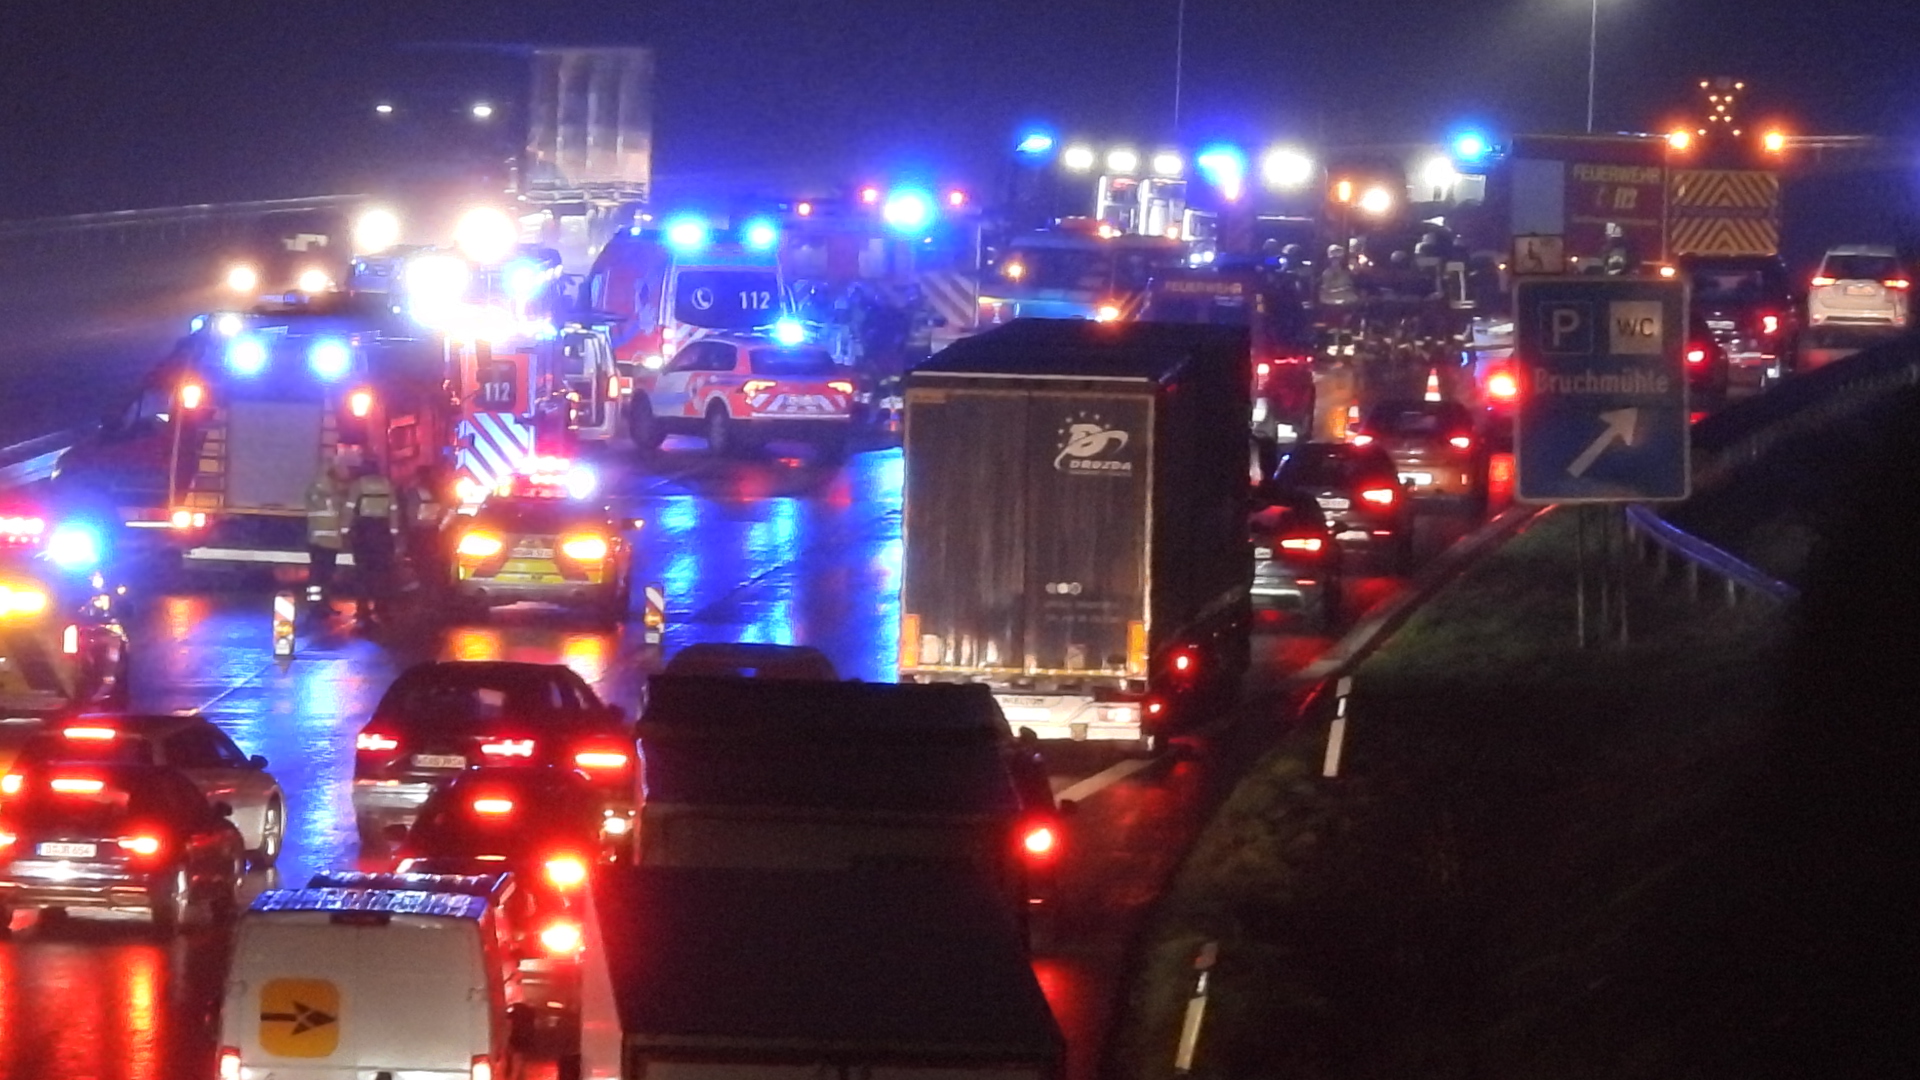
[1566,407,1640,478]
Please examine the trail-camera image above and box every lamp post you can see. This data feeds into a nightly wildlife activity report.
[1173,0,1186,134]
[1586,0,1598,133]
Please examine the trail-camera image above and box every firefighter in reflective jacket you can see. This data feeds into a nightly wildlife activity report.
[402,464,448,591]
[343,461,401,627]
[304,457,349,605]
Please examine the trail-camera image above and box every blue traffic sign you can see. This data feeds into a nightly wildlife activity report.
[1513,278,1690,503]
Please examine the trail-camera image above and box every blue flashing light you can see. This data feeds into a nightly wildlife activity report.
[1016,132,1055,155]
[882,189,935,235]
[664,216,710,252]
[1452,131,1490,163]
[504,259,545,301]
[189,315,207,334]
[565,465,597,500]
[771,317,807,347]
[308,338,352,381]
[742,217,780,253]
[214,312,244,337]
[1195,144,1248,201]
[44,523,103,572]
[227,336,269,376]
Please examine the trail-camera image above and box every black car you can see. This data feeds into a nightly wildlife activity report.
[661,642,840,681]
[393,767,610,1022]
[1685,317,1732,410]
[0,763,246,934]
[1681,254,1798,388]
[1270,441,1413,572]
[1251,486,1343,630]
[351,661,633,846]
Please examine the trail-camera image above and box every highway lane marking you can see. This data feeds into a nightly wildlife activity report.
[1054,756,1153,805]
[193,662,279,714]
[1322,676,1354,778]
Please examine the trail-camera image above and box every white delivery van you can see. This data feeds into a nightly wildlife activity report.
[219,873,528,1080]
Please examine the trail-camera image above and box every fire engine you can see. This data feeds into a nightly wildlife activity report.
[1140,265,1319,443]
[977,225,1187,328]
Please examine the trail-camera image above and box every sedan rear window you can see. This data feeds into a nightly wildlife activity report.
[749,348,838,376]
[1278,447,1382,487]
[1365,402,1473,435]
[1820,255,1902,281]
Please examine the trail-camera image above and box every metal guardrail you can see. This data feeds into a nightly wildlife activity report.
[1624,504,1797,606]
[0,194,367,240]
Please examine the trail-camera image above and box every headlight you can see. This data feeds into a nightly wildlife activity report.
[297,267,332,294]
[225,264,260,293]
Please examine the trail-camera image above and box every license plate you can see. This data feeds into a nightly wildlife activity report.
[1706,320,1735,331]
[1400,472,1433,485]
[1336,529,1370,541]
[412,754,467,770]
[1316,496,1350,510]
[1253,546,1274,560]
[37,842,96,858]
[511,545,554,559]
[768,394,832,415]
[1846,284,1877,296]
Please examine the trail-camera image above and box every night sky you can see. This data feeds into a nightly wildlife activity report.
[3,0,1917,219]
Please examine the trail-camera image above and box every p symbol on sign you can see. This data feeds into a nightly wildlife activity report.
[1542,302,1593,354]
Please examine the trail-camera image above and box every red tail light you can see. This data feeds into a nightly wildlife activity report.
[1360,487,1396,506]
[1022,823,1057,859]
[62,726,118,741]
[50,777,104,794]
[1811,275,1836,287]
[119,834,165,859]
[544,854,590,890]
[1885,279,1911,290]
[1760,313,1780,335]
[480,738,535,759]
[539,918,584,955]
[0,829,16,853]
[218,1047,241,1080]
[1171,649,1196,674]
[1686,347,1706,365]
[1349,433,1373,446]
[1448,435,1472,449]
[1279,536,1324,553]
[573,749,630,772]
[471,797,515,816]
[1145,698,1166,717]
[470,1056,494,1080]
[355,731,399,753]
[1486,370,1519,401]
[827,379,855,395]
[1255,361,1272,378]
[1,774,21,796]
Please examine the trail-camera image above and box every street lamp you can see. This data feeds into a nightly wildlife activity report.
[472,102,495,120]
[1062,145,1096,171]
[1261,148,1315,190]
[1585,0,1598,133]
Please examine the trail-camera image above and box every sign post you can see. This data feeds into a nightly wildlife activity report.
[1514,277,1689,644]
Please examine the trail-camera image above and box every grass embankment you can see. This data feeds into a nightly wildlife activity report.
[1112,508,1785,1080]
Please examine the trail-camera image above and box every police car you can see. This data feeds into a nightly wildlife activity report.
[447,460,634,620]
[0,512,130,716]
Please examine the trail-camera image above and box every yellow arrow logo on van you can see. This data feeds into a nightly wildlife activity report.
[259,978,340,1057]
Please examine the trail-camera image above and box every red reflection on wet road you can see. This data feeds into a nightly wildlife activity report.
[0,927,213,1080]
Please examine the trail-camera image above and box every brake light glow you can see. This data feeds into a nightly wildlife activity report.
[1487,370,1519,401]
[470,1056,494,1080]
[741,379,776,397]
[168,509,207,530]
[560,535,609,562]
[1360,487,1396,506]
[539,919,584,955]
[827,379,855,395]
[544,854,589,889]
[63,624,79,655]
[1687,347,1706,365]
[1811,275,1836,287]
[1095,303,1122,322]
[119,834,163,857]
[574,750,629,771]
[1885,279,1910,290]
[0,829,14,851]
[218,1047,241,1080]
[1448,435,1472,449]
[50,777,105,794]
[471,798,515,815]
[0,774,19,796]
[1256,361,1271,378]
[348,389,374,418]
[1761,314,1780,335]
[1350,433,1373,446]
[180,382,205,410]
[62,726,118,740]
[1022,824,1057,857]
[456,531,504,559]
[480,739,535,759]
[1279,536,1324,553]
[1171,649,1196,674]
[355,732,399,752]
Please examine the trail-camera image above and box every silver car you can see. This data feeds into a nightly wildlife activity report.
[1808,245,1909,329]
[3,715,286,867]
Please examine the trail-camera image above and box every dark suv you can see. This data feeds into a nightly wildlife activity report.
[1681,255,1798,389]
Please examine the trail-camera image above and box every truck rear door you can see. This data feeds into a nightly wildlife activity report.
[904,384,1149,676]
[225,400,325,510]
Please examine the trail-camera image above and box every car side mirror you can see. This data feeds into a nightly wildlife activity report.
[213,801,235,819]
[383,822,410,845]
[249,754,269,771]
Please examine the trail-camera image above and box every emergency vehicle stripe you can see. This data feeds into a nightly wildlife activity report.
[1669,169,1779,210]
[1668,217,1779,257]
[457,413,534,491]
[916,270,980,332]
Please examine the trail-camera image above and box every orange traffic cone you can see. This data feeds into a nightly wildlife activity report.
[1424,368,1442,402]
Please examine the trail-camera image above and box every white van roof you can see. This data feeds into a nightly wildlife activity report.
[250,884,491,920]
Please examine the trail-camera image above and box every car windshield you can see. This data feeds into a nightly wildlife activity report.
[17,732,157,767]
[748,348,837,376]
[1278,447,1384,487]
[380,667,588,723]
[1366,403,1471,435]
[672,269,783,330]
[1821,254,1902,281]
[1691,269,1777,303]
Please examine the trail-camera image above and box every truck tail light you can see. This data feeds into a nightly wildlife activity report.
[539,918,584,955]
[218,1047,241,1080]
[1486,370,1519,401]
[180,382,206,410]
[1360,487,1396,506]
[480,738,536,759]
[1126,621,1148,678]
[1255,361,1271,378]
[544,854,589,890]
[1349,433,1374,446]
[470,1055,494,1080]
[169,509,207,530]
[1171,648,1197,675]
[899,613,921,669]
[63,624,79,655]
[1448,435,1472,449]
[1021,823,1057,859]
[348,389,374,418]
[355,731,399,753]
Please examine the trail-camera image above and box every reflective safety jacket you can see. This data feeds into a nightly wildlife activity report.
[305,472,346,551]
[343,474,400,539]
